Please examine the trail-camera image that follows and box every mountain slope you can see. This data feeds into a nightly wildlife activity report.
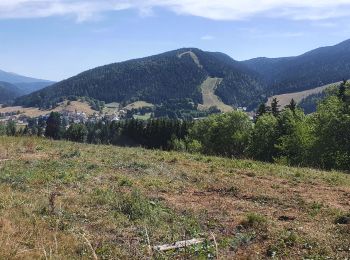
[15,40,350,111]
[15,48,264,109]
[14,81,56,95]
[0,69,51,84]
[0,136,349,259]
[0,69,54,94]
[0,81,22,103]
[243,39,350,94]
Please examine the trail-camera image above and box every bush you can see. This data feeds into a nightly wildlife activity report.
[241,213,267,229]
[188,111,253,157]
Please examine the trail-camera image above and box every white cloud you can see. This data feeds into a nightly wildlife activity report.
[1,0,350,21]
[201,35,214,41]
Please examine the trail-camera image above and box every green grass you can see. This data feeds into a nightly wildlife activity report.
[0,136,349,259]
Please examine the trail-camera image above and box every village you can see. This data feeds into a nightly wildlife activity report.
[0,101,127,129]
[0,98,256,131]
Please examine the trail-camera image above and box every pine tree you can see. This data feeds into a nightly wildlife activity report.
[256,103,269,121]
[286,99,297,112]
[338,80,347,102]
[45,112,63,140]
[271,98,280,117]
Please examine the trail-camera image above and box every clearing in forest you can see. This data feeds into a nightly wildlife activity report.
[267,83,337,108]
[178,51,203,68]
[198,77,234,112]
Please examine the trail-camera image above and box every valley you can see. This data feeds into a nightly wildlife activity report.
[2,5,350,260]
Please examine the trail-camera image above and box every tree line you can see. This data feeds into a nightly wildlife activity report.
[4,114,191,150]
[2,81,349,171]
[178,80,349,171]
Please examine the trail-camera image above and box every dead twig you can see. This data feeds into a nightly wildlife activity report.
[82,234,98,260]
[153,238,205,252]
[144,226,153,256]
[211,232,219,259]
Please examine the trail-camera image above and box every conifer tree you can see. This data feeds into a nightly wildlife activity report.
[286,99,297,112]
[271,98,280,117]
[45,112,63,140]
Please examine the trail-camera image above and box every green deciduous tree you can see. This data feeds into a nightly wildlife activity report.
[275,108,314,166]
[65,123,88,143]
[6,121,16,136]
[0,124,6,136]
[188,111,253,157]
[248,114,278,162]
[311,95,350,170]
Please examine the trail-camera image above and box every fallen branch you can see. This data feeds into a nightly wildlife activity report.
[82,234,98,260]
[153,238,205,252]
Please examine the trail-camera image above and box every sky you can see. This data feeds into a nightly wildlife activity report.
[1,1,350,81]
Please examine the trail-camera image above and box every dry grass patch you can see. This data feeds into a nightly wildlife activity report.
[0,136,349,259]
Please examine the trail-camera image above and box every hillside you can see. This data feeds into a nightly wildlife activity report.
[13,40,350,111]
[15,49,264,110]
[0,81,22,103]
[0,69,54,96]
[243,39,350,95]
[266,83,335,109]
[0,136,349,259]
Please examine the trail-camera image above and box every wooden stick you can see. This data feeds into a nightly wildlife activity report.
[82,234,98,260]
[153,238,205,252]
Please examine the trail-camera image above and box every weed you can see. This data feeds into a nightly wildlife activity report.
[231,231,256,251]
[115,190,162,222]
[118,178,133,187]
[60,149,81,158]
[309,202,324,217]
[241,213,267,229]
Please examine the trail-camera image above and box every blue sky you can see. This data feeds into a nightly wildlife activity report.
[1,1,350,81]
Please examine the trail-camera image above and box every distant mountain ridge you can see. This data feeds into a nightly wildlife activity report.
[0,69,51,84]
[243,39,350,95]
[14,39,350,110]
[0,81,22,103]
[0,69,54,103]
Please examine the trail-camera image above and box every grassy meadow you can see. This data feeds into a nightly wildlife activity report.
[0,136,349,259]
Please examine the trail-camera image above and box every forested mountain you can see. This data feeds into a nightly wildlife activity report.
[0,69,54,95]
[14,40,350,110]
[0,81,22,103]
[15,48,264,109]
[243,39,350,94]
